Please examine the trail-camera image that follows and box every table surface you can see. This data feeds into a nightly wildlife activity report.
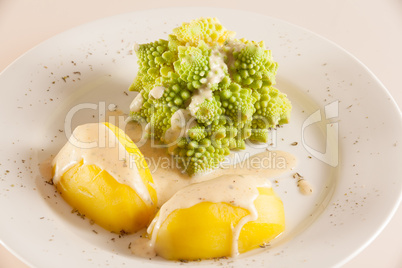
[1,0,401,267]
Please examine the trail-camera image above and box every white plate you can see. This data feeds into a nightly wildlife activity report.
[1,7,401,268]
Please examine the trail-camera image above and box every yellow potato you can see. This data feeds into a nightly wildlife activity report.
[238,187,285,253]
[53,123,157,233]
[152,187,285,260]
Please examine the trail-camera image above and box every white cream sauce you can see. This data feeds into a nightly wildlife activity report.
[224,39,247,71]
[130,236,156,258]
[163,109,196,144]
[226,39,247,53]
[205,48,227,85]
[133,42,140,52]
[188,48,227,117]
[147,175,270,257]
[293,172,313,195]
[149,86,165,100]
[129,92,144,112]
[170,109,192,130]
[297,179,313,195]
[188,86,213,116]
[144,122,151,134]
[52,123,154,206]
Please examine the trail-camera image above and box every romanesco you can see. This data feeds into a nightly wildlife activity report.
[172,17,235,46]
[173,134,230,175]
[130,39,176,92]
[174,42,211,90]
[128,17,292,175]
[187,125,207,141]
[195,97,222,125]
[219,83,256,127]
[230,41,278,90]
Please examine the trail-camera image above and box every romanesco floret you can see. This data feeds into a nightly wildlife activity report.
[249,127,270,143]
[174,135,230,175]
[208,123,227,140]
[210,75,231,92]
[195,97,222,125]
[219,83,256,127]
[131,39,176,91]
[172,17,235,46]
[149,106,174,140]
[230,41,278,90]
[253,86,291,127]
[187,125,207,141]
[249,86,291,142]
[127,17,292,175]
[174,42,211,90]
[155,73,190,109]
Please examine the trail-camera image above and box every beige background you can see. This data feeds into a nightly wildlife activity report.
[1,0,401,267]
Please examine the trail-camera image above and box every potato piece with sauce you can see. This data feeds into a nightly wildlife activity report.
[147,175,285,260]
[52,123,157,233]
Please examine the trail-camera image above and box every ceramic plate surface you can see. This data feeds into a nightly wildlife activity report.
[0,7,401,268]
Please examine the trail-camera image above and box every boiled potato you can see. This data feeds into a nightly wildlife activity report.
[149,179,285,260]
[53,123,157,233]
[238,187,285,253]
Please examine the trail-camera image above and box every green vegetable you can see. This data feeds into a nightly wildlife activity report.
[229,40,278,90]
[195,97,222,125]
[128,17,292,175]
[174,41,211,90]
